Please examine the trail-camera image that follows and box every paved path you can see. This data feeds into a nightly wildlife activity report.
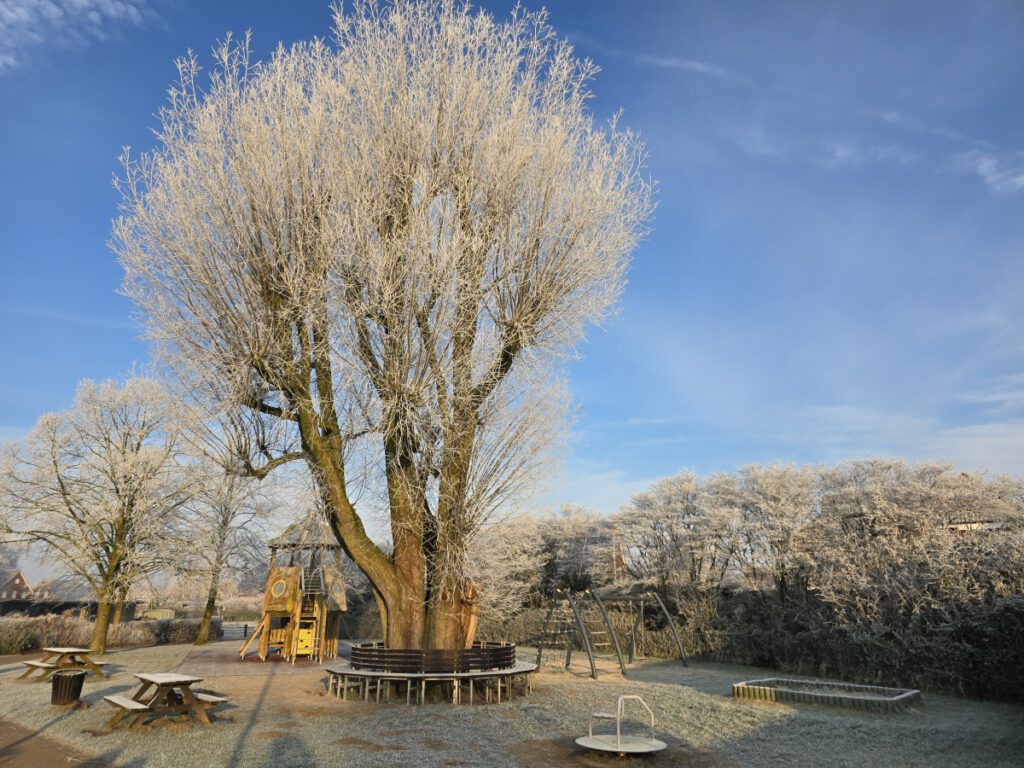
[176,639,331,677]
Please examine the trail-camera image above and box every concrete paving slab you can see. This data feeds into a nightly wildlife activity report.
[176,640,328,677]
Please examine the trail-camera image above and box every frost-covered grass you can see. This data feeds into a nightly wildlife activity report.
[0,641,1021,767]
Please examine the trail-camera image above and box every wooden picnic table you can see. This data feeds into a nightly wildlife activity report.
[19,647,108,681]
[104,673,227,730]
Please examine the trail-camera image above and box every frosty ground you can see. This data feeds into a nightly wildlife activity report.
[0,640,1021,768]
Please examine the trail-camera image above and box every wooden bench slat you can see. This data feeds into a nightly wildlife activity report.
[22,661,56,669]
[104,695,150,712]
[194,693,227,704]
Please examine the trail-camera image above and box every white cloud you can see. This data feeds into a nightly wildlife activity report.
[2,305,136,330]
[876,110,987,147]
[925,420,1024,476]
[955,150,1024,194]
[819,138,919,169]
[776,404,1024,476]
[566,30,750,86]
[959,374,1024,416]
[0,0,155,75]
[633,53,751,85]
[590,416,670,429]
[543,460,657,516]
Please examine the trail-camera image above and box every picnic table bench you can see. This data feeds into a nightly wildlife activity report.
[19,647,108,681]
[105,673,227,730]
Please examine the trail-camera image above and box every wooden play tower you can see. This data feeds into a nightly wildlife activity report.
[240,516,347,663]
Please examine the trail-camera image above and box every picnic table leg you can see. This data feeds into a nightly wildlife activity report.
[79,657,106,678]
[132,681,155,703]
[107,709,128,729]
[182,687,211,725]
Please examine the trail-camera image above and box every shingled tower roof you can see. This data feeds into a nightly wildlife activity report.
[268,514,341,552]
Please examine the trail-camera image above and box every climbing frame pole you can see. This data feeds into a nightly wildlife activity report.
[564,590,598,679]
[535,600,557,668]
[588,590,627,675]
[647,591,687,665]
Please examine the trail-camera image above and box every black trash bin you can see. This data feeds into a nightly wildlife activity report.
[51,669,86,706]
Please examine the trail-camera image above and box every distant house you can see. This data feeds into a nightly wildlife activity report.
[0,571,136,620]
[0,570,34,601]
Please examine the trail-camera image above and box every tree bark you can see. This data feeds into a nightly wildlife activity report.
[195,563,223,645]
[91,600,113,654]
[424,587,473,649]
[112,584,128,624]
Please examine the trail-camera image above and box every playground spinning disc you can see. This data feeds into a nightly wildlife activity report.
[576,694,667,756]
[575,734,668,754]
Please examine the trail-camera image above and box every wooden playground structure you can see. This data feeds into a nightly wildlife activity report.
[240,517,347,663]
[533,587,687,679]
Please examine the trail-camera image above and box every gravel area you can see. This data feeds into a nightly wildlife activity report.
[0,641,1021,767]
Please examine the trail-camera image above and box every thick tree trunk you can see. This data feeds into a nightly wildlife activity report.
[195,568,222,645]
[424,593,468,649]
[91,600,113,654]
[112,584,128,624]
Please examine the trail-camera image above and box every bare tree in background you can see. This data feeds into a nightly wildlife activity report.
[114,0,652,647]
[183,415,273,645]
[468,513,544,630]
[0,378,194,653]
[187,471,269,645]
[735,463,818,603]
[814,459,1024,628]
[616,470,738,594]
[537,505,613,592]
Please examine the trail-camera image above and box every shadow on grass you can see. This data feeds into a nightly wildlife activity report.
[223,664,316,768]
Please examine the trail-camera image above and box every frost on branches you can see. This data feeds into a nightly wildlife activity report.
[113,0,652,647]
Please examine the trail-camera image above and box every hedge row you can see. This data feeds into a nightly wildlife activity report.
[0,614,222,655]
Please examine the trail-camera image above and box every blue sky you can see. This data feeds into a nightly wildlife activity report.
[1,0,1023,518]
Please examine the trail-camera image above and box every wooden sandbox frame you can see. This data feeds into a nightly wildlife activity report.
[733,678,921,712]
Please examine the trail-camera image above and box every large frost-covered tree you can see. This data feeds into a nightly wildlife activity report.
[0,378,194,653]
[114,0,652,648]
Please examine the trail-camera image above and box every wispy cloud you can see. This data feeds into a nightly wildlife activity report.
[0,0,155,75]
[567,30,750,86]
[819,138,919,169]
[590,416,670,429]
[954,150,1024,194]
[876,110,989,148]
[547,460,657,515]
[632,53,751,85]
[959,374,1024,416]
[3,305,136,330]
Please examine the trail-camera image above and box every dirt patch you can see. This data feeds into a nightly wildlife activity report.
[331,736,404,751]
[0,718,116,767]
[510,737,738,768]
[422,738,453,749]
[253,730,293,740]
